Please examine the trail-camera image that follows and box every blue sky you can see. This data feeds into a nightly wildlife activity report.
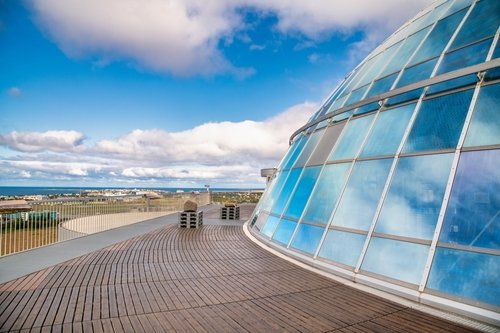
[0,0,431,188]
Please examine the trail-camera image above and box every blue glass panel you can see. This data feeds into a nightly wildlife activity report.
[409,8,468,66]
[414,1,452,31]
[260,215,280,237]
[293,130,324,167]
[332,110,353,122]
[427,248,500,306]
[327,94,348,114]
[302,163,351,224]
[271,168,302,215]
[464,83,500,147]
[284,166,321,219]
[365,72,399,99]
[361,104,416,157]
[332,159,393,231]
[426,74,477,95]
[281,136,307,170]
[370,41,404,80]
[290,223,325,254]
[445,0,473,16]
[396,58,438,88]
[376,154,454,240]
[361,237,429,285]
[354,102,379,116]
[344,85,369,107]
[261,170,289,211]
[329,114,375,161]
[440,150,500,249]
[437,38,492,75]
[318,230,366,267]
[383,26,432,75]
[385,88,423,107]
[403,89,474,153]
[272,218,297,245]
[451,0,500,49]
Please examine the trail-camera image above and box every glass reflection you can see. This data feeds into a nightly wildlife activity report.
[261,170,289,211]
[284,166,321,219]
[403,89,474,153]
[464,83,500,147]
[396,58,438,88]
[450,0,500,50]
[437,38,492,75]
[302,163,351,224]
[427,248,500,306]
[365,72,399,98]
[361,104,415,157]
[440,150,500,249]
[272,218,297,245]
[281,136,307,170]
[319,230,366,267]
[329,114,375,161]
[361,237,429,285]
[290,223,325,255]
[344,85,369,107]
[409,8,467,66]
[333,159,392,231]
[260,215,280,237]
[294,130,324,167]
[375,154,454,240]
[271,168,302,215]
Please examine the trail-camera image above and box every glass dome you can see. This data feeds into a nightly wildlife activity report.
[250,0,499,324]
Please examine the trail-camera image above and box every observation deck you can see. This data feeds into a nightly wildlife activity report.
[0,205,490,332]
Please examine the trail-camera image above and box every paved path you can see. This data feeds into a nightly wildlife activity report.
[0,206,482,332]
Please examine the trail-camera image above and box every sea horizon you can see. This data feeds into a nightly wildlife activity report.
[0,186,264,197]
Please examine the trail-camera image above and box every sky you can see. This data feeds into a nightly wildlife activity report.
[0,0,433,188]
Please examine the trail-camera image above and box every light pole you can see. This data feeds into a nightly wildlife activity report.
[204,185,211,204]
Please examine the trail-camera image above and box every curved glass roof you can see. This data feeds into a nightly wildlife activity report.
[251,0,500,323]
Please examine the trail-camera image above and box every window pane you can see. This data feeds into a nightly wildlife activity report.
[375,154,454,240]
[319,230,366,267]
[396,58,438,88]
[409,8,468,66]
[344,85,369,107]
[403,89,474,153]
[353,102,379,116]
[261,170,289,211]
[284,166,322,219]
[425,74,477,95]
[386,88,423,107]
[361,104,415,157]
[272,218,297,245]
[451,0,500,49]
[464,83,500,147]
[332,159,393,231]
[440,150,500,249]
[260,215,280,237]
[252,211,269,230]
[281,136,307,170]
[361,237,429,285]
[290,223,325,254]
[427,248,500,306]
[329,114,375,161]
[302,163,351,224]
[365,72,399,99]
[437,38,492,75]
[382,27,432,77]
[293,130,324,168]
[271,168,302,215]
[308,123,346,166]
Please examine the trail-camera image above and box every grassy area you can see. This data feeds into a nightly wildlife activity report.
[1,227,58,256]
[211,191,262,204]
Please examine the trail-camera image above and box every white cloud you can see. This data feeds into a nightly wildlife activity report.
[7,87,22,97]
[0,130,86,153]
[29,0,433,76]
[0,102,315,186]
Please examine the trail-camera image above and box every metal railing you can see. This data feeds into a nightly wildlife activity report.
[0,192,209,257]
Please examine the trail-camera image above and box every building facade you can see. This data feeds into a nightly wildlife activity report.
[250,0,499,324]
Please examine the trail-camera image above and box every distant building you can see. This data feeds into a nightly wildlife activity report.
[251,0,499,325]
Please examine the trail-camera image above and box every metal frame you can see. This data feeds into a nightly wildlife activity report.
[290,59,500,144]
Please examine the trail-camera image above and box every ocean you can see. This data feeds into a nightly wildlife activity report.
[0,186,263,197]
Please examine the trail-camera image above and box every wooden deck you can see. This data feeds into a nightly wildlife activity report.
[0,210,480,332]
